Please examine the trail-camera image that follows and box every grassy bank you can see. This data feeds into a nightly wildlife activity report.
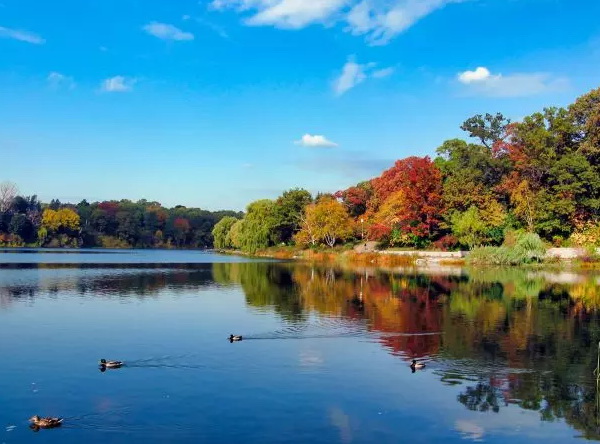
[220,241,600,270]
[219,246,421,267]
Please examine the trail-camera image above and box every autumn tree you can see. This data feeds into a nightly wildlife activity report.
[295,197,354,247]
[497,107,600,238]
[41,208,80,233]
[370,156,444,244]
[172,217,190,246]
[335,181,373,218]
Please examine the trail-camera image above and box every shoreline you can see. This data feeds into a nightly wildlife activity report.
[216,246,600,270]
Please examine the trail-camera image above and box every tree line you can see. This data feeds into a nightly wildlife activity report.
[214,87,600,253]
[0,187,242,248]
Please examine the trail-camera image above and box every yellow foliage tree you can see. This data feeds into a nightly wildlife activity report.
[42,208,80,233]
[373,190,407,227]
[295,198,354,247]
[510,179,538,232]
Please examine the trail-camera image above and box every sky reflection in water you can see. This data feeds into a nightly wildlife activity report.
[1,250,600,443]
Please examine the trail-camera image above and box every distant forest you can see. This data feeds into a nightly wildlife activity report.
[0,191,242,248]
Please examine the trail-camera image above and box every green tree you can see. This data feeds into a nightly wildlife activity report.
[8,213,35,243]
[568,87,600,164]
[238,200,278,253]
[451,207,490,249]
[273,188,312,244]
[212,216,239,249]
[226,219,245,249]
[460,112,510,148]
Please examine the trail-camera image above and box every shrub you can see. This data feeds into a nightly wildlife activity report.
[467,232,546,266]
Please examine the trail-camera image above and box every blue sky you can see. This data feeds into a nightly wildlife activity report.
[0,0,599,211]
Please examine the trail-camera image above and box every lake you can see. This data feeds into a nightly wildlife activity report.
[2,249,600,443]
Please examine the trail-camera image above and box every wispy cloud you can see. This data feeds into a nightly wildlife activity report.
[0,25,45,44]
[346,0,461,45]
[457,66,568,97]
[333,56,393,95]
[47,72,75,90]
[211,0,347,29]
[185,15,230,38]
[210,0,462,45]
[100,76,136,93]
[295,134,338,148]
[143,22,194,41]
[371,67,395,78]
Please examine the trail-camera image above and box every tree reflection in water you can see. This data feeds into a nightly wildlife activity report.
[214,262,600,440]
[3,261,600,438]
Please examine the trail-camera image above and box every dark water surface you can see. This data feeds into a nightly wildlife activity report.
[2,249,600,443]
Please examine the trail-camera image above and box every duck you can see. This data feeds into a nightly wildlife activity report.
[29,416,63,429]
[229,334,243,342]
[99,359,124,369]
[410,359,426,371]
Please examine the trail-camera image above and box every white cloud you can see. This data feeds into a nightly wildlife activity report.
[47,72,75,90]
[333,56,393,95]
[0,25,45,44]
[210,0,461,44]
[458,66,495,84]
[101,76,136,93]
[457,66,568,97]
[143,22,194,41]
[187,16,230,39]
[295,134,338,148]
[211,0,348,28]
[247,0,348,28]
[347,0,461,45]
[334,58,370,96]
[371,66,395,78]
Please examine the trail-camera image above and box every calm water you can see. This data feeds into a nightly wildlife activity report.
[2,250,600,443]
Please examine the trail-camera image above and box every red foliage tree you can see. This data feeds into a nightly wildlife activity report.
[370,156,444,238]
[368,223,392,241]
[174,217,190,232]
[97,201,120,217]
[335,182,372,218]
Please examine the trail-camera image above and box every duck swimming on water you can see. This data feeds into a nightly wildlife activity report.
[99,359,124,369]
[229,335,243,342]
[410,359,426,372]
[29,416,63,429]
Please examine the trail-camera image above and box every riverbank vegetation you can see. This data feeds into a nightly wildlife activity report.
[214,87,600,262]
[0,187,241,248]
